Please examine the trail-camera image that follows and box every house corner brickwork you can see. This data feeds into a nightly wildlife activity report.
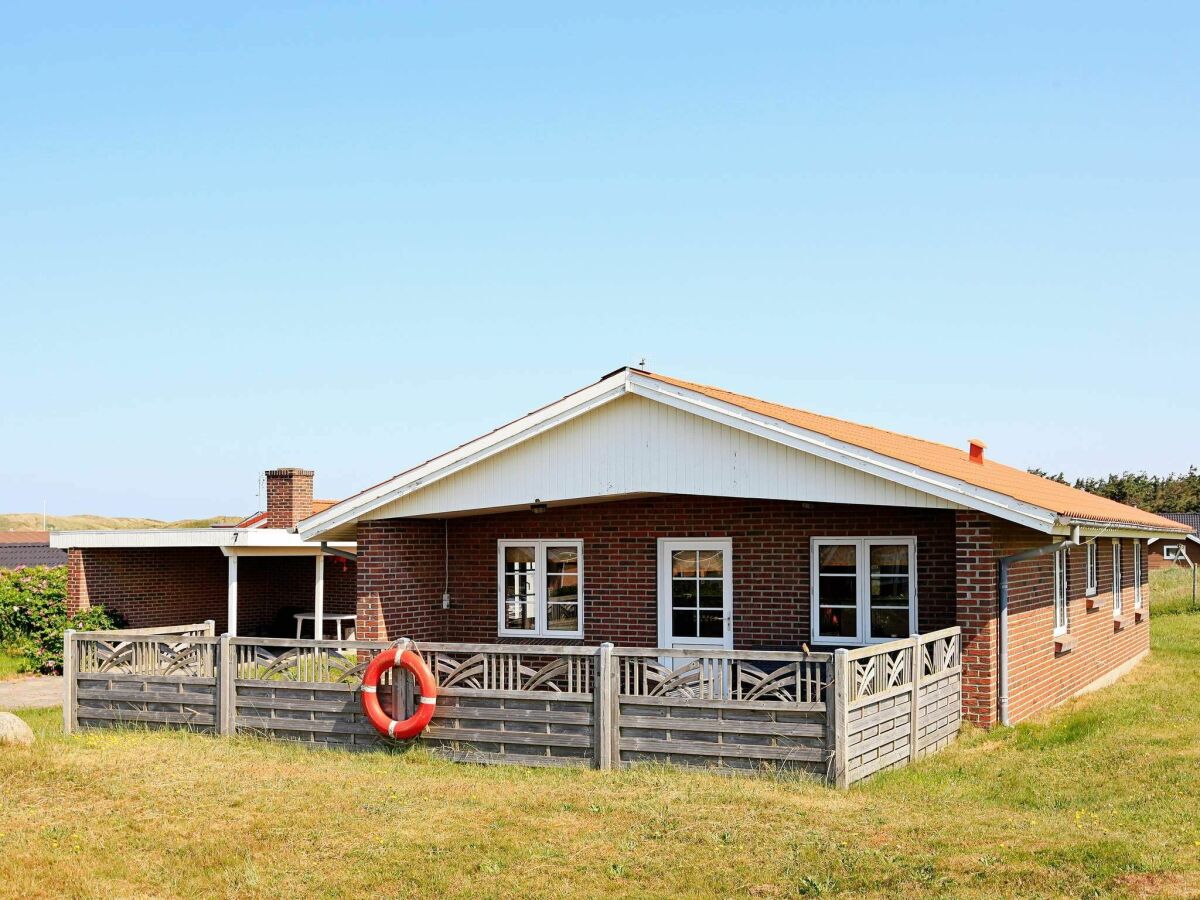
[67,547,89,616]
[356,518,446,642]
[955,511,998,728]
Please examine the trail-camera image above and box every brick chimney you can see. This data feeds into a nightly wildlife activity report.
[264,468,314,529]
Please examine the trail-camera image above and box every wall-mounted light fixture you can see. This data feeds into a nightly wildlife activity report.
[530,500,548,514]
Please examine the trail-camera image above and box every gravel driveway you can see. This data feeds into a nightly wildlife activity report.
[0,676,62,710]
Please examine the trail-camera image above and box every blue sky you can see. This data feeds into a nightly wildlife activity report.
[2,3,1197,519]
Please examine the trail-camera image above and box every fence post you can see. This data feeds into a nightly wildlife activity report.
[832,648,849,788]
[909,634,922,763]
[594,643,614,770]
[218,633,234,736]
[204,619,216,637]
[62,629,77,735]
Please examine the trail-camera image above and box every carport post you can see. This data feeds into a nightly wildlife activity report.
[313,554,325,641]
[227,554,238,637]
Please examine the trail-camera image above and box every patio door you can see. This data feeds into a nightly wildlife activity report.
[657,538,733,653]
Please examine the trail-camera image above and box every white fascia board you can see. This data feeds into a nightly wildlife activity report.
[51,528,338,551]
[626,374,1058,533]
[51,529,236,549]
[297,370,631,540]
[1052,517,1194,541]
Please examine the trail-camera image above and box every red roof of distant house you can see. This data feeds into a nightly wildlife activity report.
[0,531,50,544]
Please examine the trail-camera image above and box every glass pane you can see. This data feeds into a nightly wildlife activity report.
[672,608,699,638]
[697,550,724,578]
[870,576,909,606]
[818,575,857,604]
[671,579,697,606]
[818,544,856,574]
[505,600,534,631]
[504,546,536,573]
[870,607,908,639]
[546,546,578,574]
[699,610,724,638]
[505,573,534,599]
[819,605,856,638]
[546,602,578,632]
[698,579,723,608]
[672,550,698,577]
[870,545,909,576]
[546,574,577,601]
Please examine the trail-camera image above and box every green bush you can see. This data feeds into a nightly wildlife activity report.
[0,566,124,674]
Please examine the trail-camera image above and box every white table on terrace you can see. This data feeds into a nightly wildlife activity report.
[293,613,357,641]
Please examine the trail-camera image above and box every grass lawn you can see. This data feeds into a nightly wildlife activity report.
[0,646,32,680]
[1151,566,1199,617]
[3,617,1200,898]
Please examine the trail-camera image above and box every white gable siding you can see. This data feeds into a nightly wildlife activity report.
[365,394,961,520]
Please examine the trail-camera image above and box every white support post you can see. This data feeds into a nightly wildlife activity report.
[227,554,238,637]
[313,554,325,642]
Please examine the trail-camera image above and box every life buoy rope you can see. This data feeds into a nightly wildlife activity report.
[360,638,437,740]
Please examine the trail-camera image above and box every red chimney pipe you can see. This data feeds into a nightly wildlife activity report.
[968,439,986,465]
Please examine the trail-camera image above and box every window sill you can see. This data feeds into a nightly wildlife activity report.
[1135,608,1148,623]
[1086,596,1105,611]
[1053,634,1077,654]
[1113,615,1129,631]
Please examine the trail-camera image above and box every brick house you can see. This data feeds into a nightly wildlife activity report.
[53,469,358,638]
[60,368,1189,729]
[1147,513,1199,570]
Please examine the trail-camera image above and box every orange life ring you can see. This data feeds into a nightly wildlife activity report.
[360,645,437,740]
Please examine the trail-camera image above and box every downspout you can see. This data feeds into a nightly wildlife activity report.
[997,523,1081,727]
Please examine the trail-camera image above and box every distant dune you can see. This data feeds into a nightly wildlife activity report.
[0,513,240,532]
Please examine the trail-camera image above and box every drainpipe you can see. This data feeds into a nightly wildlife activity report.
[997,524,1081,727]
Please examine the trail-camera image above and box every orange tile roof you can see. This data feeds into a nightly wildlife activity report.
[310,499,337,515]
[0,531,50,544]
[639,371,1190,533]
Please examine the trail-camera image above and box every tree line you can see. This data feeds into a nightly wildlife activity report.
[1028,466,1200,514]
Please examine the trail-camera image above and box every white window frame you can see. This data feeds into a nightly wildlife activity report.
[1133,541,1143,609]
[1085,541,1098,596]
[1112,539,1123,617]
[656,537,734,652]
[1053,549,1069,636]
[809,536,918,646]
[1163,544,1181,561]
[496,539,584,639]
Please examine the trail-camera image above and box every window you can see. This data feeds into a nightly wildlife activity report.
[497,540,583,638]
[669,547,727,640]
[1053,550,1069,635]
[811,537,917,644]
[1164,544,1181,561]
[1133,541,1143,609]
[1112,540,1123,616]
[1085,542,1098,596]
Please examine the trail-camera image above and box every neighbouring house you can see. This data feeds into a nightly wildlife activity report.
[58,368,1189,729]
[52,469,357,638]
[0,531,67,570]
[1147,513,1199,570]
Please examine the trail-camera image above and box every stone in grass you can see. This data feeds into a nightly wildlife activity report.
[0,711,34,747]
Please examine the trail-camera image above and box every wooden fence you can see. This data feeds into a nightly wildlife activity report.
[62,626,962,785]
[831,627,963,787]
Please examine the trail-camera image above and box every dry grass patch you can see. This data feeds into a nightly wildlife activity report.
[3,616,1200,897]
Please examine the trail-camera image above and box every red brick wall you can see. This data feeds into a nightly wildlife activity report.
[67,547,356,636]
[1005,534,1150,723]
[1148,538,1195,571]
[356,518,446,642]
[358,497,957,648]
[67,547,227,629]
[955,512,998,728]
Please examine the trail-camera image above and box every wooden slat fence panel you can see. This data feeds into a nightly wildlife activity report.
[65,628,959,785]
